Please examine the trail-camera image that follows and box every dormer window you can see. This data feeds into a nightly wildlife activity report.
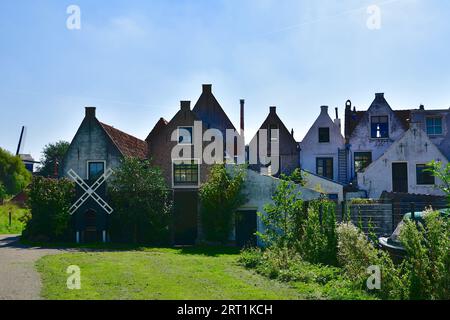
[178,127,193,144]
[426,117,442,135]
[319,127,330,143]
[371,116,389,139]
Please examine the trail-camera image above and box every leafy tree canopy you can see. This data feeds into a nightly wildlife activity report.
[38,141,70,177]
[0,147,32,196]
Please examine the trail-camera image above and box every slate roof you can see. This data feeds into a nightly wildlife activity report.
[100,122,148,159]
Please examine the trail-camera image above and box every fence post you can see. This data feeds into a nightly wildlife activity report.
[9,210,12,227]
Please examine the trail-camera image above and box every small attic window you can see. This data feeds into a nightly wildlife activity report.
[319,128,330,143]
[371,116,389,139]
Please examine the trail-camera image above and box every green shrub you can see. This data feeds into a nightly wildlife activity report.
[23,177,75,241]
[200,164,246,243]
[238,247,263,269]
[400,210,450,300]
[299,200,337,265]
[109,157,172,244]
[257,179,304,250]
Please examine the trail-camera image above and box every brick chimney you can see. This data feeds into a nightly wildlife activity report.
[202,84,212,94]
[240,99,245,133]
[270,106,277,114]
[320,105,329,115]
[180,101,191,111]
[85,107,96,118]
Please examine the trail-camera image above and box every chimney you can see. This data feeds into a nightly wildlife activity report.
[320,105,329,114]
[202,84,212,94]
[345,100,352,111]
[335,107,339,120]
[291,128,294,136]
[240,99,245,133]
[85,107,96,119]
[270,106,277,114]
[375,93,385,99]
[419,104,425,110]
[180,101,191,111]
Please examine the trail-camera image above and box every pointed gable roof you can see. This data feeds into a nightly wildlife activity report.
[100,122,148,159]
[192,84,237,132]
[345,93,411,138]
[146,117,168,143]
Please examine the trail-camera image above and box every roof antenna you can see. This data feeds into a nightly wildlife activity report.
[16,126,26,156]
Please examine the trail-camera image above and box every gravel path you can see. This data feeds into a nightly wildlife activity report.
[0,235,66,300]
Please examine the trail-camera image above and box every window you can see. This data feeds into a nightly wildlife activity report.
[178,127,193,144]
[173,160,199,186]
[268,124,279,141]
[426,117,443,135]
[416,164,435,185]
[354,152,372,173]
[316,158,333,180]
[371,116,389,138]
[318,127,330,143]
[88,162,105,181]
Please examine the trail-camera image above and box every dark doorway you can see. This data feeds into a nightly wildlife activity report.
[84,209,98,242]
[173,191,198,245]
[235,210,257,247]
[392,163,408,193]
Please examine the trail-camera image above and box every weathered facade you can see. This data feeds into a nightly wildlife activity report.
[62,107,148,242]
[410,106,450,160]
[357,123,447,198]
[300,105,345,183]
[248,106,300,177]
[345,93,411,183]
[147,84,242,244]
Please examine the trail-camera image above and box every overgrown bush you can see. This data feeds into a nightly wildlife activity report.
[257,179,304,250]
[200,164,246,243]
[23,177,75,241]
[0,182,6,203]
[300,200,337,265]
[400,210,449,300]
[108,157,172,244]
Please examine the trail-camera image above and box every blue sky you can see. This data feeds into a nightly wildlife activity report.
[1,0,450,161]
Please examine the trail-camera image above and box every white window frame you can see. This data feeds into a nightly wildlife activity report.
[86,160,106,180]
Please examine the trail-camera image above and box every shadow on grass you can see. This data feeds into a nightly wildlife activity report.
[18,237,241,256]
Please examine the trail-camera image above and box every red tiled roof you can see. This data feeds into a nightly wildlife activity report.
[100,122,148,159]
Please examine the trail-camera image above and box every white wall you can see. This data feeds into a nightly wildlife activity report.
[358,125,447,198]
[302,170,344,202]
[300,106,345,182]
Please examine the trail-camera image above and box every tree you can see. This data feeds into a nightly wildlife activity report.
[38,141,70,177]
[199,164,246,243]
[23,177,75,241]
[0,182,6,203]
[0,147,32,195]
[280,168,305,186]
[257,179,303,249]
[108,157,172,244]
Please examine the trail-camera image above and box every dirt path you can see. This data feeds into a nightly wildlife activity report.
[0,235,66,300]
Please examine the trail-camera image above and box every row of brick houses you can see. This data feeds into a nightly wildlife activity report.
[62,84,449,243]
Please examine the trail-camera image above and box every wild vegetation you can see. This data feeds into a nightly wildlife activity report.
[239,169,450,300]
[22,177,75,242]
[0,203,30,234]
[108,157,172,244]
[199,164,246,243]
[37,141,70,177]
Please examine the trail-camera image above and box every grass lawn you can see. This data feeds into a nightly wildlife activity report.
[36,246,371,300]
[0,203,29,234]
[37,247,305,300]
